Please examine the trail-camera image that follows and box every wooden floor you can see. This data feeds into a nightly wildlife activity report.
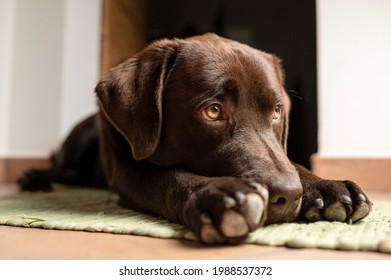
[1,184,391,260]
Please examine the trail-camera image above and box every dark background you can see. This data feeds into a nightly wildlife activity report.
[148,0,317,168]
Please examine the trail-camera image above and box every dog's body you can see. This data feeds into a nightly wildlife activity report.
[19,33,371,243]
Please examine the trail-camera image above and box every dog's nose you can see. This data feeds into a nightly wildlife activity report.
[266,175,303,224]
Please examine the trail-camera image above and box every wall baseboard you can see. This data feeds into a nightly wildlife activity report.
[1,156,390,192]
[311,156,391,192]
[0,158,51,184]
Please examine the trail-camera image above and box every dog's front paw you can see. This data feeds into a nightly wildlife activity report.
[183,178,268,244]
[300,179,372,223]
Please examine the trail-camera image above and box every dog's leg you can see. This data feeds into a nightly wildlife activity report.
[98,110,269,244]
[294,163,372,223]
[18,114,106,191]
[108,162,268,244]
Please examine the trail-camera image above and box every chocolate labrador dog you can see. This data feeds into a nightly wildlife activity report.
[19,33,372,244]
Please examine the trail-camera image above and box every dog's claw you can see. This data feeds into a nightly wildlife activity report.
[357,193,366,203]
[249,182,262,190]
[342,195,352,205]
[223,196,236,208]
[315,198,324,209]
[200,212,212,224]
[235,191,246,205]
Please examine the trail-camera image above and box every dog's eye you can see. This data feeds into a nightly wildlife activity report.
[273,105,282,121]
[203,104,222,120]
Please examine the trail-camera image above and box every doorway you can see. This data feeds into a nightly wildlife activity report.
[148,0,318,169]
[101,0,318,169]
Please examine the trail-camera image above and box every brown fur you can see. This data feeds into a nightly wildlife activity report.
[19,33,372,244]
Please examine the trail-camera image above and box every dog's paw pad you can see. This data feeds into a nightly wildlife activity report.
[324,202,347,222]
[220,192,266,238]
[305,207,322,221]
[221,209,249,238]
[200,223,226,244]
[249,182,269,200]
[184,178,269,244]
[351,203,371,222]
[244,193,265,226]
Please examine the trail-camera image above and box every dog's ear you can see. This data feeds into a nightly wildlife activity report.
[95,39,179,160]
[272,55,290,154]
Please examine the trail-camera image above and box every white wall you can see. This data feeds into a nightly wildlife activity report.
[61,0,102,138]
[0,0,15,155]
[2,0,390,159]
[317,0,391,158]
[0,0,102,158]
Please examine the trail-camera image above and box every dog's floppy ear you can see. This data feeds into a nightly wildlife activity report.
[272,55,290,154]
[95,39,179,160]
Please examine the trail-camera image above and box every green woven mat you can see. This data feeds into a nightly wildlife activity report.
[0,187,390,254]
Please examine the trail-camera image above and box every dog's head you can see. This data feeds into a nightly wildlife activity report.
[96,33,302,223]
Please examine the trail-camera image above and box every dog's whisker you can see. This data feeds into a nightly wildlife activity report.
[287,90,303,100]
